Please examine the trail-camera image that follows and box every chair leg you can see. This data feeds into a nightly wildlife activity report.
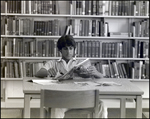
[44,108,51,118]
[40,108,45,118]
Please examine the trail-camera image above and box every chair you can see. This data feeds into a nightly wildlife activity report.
[40,89,99,118]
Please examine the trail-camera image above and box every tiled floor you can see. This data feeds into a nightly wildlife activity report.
[1,108,149,118]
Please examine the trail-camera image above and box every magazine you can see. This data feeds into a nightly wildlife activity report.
[55,58,91,81]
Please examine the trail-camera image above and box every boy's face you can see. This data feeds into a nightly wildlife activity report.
[61,46,75,60]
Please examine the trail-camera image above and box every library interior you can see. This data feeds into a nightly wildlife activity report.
[1,1,149,118]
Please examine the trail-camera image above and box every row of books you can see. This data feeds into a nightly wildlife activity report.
[1,60,22,78]
[34,20,60,36]
[1,16,149,37]
[1,38,149,58]
[1,38,61,57]
[66,18,149,37]
[76,40,149,58]
[94,60,149,79]
[1,1,59,14]
[67,18,107,37]
[131,19,149,37]
[1,16,60,36]
[1,60,149,79]
[23,62,43,77]
[69,1,149,16]
[1,1,148,16]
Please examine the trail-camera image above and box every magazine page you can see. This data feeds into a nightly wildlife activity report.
[55,58,91,81]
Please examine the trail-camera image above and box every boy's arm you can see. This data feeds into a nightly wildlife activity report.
[74,65,104,78]
[35,68,48,78]
[35,60,57,78]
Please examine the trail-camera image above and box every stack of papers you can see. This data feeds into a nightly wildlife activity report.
[32,80,58,85]
[74,81,122,86]
[30,79,122,86]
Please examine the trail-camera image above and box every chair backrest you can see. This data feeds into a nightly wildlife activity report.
[40,89,99,109]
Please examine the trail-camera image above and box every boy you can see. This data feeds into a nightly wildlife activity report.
[35,35,103,79]
[35,35,107,118]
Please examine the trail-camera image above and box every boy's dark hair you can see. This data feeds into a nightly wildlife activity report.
[57,35,76,51]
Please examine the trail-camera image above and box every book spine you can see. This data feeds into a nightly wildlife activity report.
[81,41,84,57]
[115,1,118,16]
[121,63,128,78]
[139,61,143,79]
[145,1,149,16]
[145,42,149,58]
[92,0,96,15]
[72,1,76,15]
[95,41,99,57]
[102,1,106,15]
[84,40,87,57]
[70,0,73,15]
[92,20,96,36]
[28,0,31,14]
[81,0,85,15]
[5,17,8,35]
[5,0,7,13]
[108,60,114,78]
[108,1,111,16]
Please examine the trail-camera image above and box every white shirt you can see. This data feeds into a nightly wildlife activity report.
[42,58,84,77]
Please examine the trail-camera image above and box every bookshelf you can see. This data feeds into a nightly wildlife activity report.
[1,1,149,108]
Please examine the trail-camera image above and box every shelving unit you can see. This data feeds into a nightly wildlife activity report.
[1,1,149,108]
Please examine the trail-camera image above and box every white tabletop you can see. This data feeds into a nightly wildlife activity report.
[23,77,144,95]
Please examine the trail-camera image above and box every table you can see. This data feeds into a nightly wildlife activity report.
[23,77,144,118]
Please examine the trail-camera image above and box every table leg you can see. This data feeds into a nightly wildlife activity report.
[120,98,126,118]
[50,108,56,118]
[24,94,31,118]
[136,96,142,118]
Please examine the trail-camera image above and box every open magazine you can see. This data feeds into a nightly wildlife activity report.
[54,58,91,81]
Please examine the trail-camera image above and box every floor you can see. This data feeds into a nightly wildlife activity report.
[1,108,149,118]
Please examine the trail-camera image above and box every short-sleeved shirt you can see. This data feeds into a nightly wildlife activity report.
[42,57,84,76]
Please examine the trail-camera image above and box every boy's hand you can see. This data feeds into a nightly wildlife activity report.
[87,66,98,76]
[74,65,103,78]
[73,65,90,78]
[48,68,56,77]
[87,66,104,78]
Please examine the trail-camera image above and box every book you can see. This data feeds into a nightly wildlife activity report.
[1,1,5,13]
[54,58,91,81]
[108,60,114,78]
[109,32,129,37]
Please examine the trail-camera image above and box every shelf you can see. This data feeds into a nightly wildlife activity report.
[1,57,149,60]
[1,13,149,19]
[1,35,149,40]
[1,56,60,60]
[70,15,149,19]
[1,35,61,38]
[1,13,71,17]
[74,36,149,40]
[84,58,149,60]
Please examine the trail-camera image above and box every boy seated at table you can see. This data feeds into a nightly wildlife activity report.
[35,35,107,118]
[35,35,103,79]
